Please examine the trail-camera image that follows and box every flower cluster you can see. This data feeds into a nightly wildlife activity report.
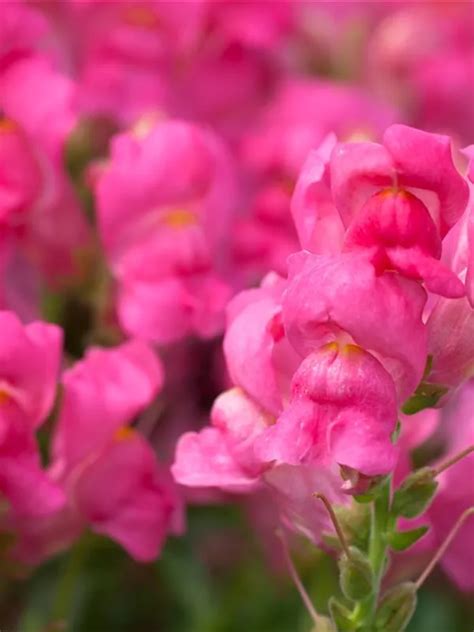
[0,2,473,630]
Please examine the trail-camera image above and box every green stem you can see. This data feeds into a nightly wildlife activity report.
[51,534,88,625]
[369,477,391,586]
[350,477,391,630]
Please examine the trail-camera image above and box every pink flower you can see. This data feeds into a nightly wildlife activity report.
[426,295,474,389]
[427,380,474,590]
[14,340,182,563]
[172,387,272,492]
[0,119,41,230]
[0,55,77,156]
[234,79,396,277]
[291,133,345,256]
[462,145,474,306]
[51,340,164,469]
[0,311,62,430]
[255,342,398,476]
[0,311,64,519]
[0,53,90,286]
[223,272,298,416]
[282,250,428,402]
[367,3,474,141]
[330,125,468,297]
[95,119,236,343]
[72,1,205,124]
[0,2,49,70]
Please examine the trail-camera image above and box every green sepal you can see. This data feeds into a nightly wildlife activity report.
[387,525,429,551]
[353,475,390,504]
[391,467,438,518]
[402,382,448,415]
[391,419,402,443]
[338,546,374,601]
[323,504,371,552]
[374,582,417,631]
[328,597,357,631]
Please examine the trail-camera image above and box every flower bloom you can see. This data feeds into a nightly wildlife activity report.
[11,340,183,564]
[0,311,64,520]
[427,380,474,590]
[95,118,236,344]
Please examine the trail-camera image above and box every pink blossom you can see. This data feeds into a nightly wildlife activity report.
[172,387,272,492]
[282,250,428,402]
[426,295,474,389]
[291,133,345,255]
[0,311,64,519]
[14,340,182,563]
[367,3,474,141]
[0,53,90,286]
[68,1,205,124]
[234,79,396,277]
[255,342,398,476]
[223,272,298,416]
[0,119,41,230]
[428,380,474,590]
[330,125,469,297]
[95,119,236,343]
[0,2,49,70]
[462,145,474,306]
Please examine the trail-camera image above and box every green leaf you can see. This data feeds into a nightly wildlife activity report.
[391,467,438,518]
[402,383,448,415]
[387,526,429,551]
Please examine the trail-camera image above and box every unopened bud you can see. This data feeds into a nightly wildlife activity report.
[310,616,336,632]
[339,546,374,601]
[391,467,438,518]
[329,597,356,631]
[374,582,417,631]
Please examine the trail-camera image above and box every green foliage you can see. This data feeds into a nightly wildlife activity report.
[391,468,438,519]
[387,526,429,551]
[3,498,474,632]
[401,383,448,415]
[374,582,417,632]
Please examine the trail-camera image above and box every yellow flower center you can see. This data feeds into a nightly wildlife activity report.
[114,426,136,442]
[0,389,11,405]
[0,118,17,134]
[162,208,198,229]
[121,6,160,29]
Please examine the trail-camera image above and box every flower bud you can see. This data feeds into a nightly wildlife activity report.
[391,467,438,518]
[339,546,374,601]
[310,617,336,632]
[374,582,417,631]
[329,597,356,631]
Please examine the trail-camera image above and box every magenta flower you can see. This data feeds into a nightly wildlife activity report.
[428,380,474,590]
[0,311,64,519]
[330,124,469,297]
[282,250,428,402]
[95,119,236,343]
[14,340,182,563]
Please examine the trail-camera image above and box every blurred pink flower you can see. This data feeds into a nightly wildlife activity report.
[0,311,64,519]
[95,119,236,343]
